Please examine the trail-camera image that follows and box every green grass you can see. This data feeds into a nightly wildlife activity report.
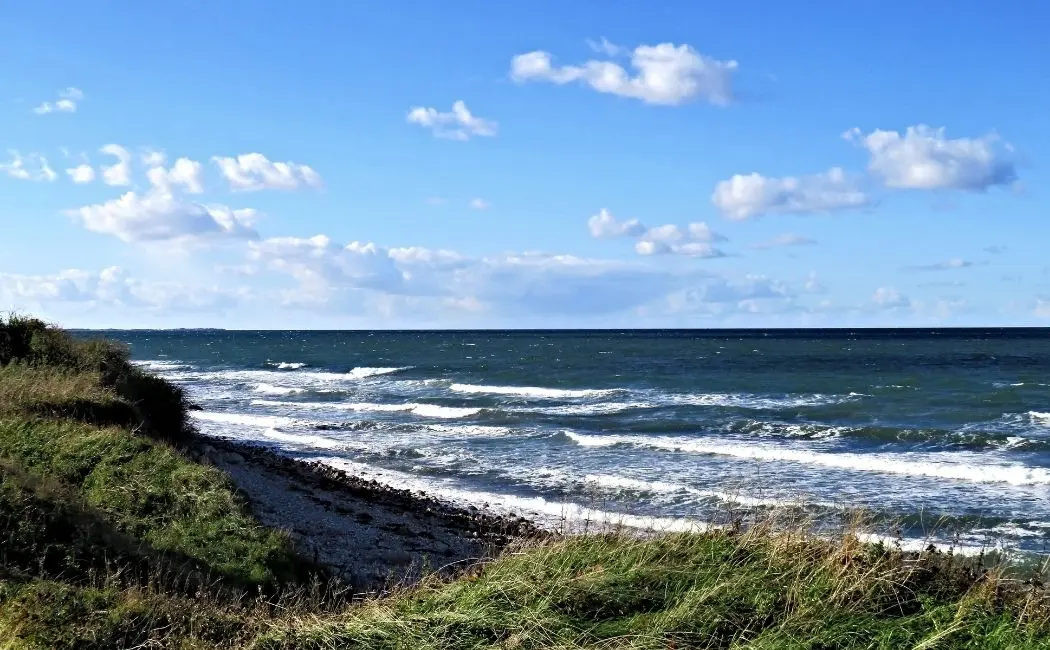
[1,315,1048,649]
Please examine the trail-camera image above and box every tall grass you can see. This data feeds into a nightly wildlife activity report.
[0,314,190,444]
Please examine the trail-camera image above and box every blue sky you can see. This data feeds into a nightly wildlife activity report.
[2,0,1047,328]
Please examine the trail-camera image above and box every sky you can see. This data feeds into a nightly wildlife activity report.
[1,0,1048,329]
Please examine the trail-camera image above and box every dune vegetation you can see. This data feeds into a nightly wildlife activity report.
[0,314,1048,649]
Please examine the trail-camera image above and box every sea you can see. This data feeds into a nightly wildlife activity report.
[97,329,1050,554]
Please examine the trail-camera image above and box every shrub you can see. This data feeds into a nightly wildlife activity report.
[0,315,191,445]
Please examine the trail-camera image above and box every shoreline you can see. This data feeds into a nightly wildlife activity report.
[193,435,543,592]
[194,433,1044,586]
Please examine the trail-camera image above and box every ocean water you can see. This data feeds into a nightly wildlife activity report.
[99,329,1050,553]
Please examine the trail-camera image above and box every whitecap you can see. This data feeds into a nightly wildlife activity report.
[191,411,295,429]
[268,361,308,370]
[250,399,480,419]
[253,383,307,396]
[258,427,344,450]
[664,392,857,410]
[347,366,410,379]
[517,401,655,416]
[562,432,1050,486]
[450,383,620,399]
[582,473,687,494]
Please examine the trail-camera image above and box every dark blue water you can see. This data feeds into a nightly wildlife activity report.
[99,329,1050,553]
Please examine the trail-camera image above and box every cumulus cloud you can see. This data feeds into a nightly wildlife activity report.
[0,151,57,182]
[872,287,910,308]
[99,144,132,186]
[407,101,497,141]
[588,209,645,238]
[0,266,240,313]
[67,191,258,243]
[712,167,869,220]
[212,153,322,191]
[33,87,84,115]
[511,42,738,106]
[248,236,404,294]
[65,164,95,184]
[749,233,817,250]
[248,234,707,317]
[588,209,726,257]
[469,198,491,210]
[844,125,1017,191]
[585,37,623,57]
[147,157,204,194]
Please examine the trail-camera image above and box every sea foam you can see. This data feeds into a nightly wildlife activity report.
[563,432,1050,486]
[450,383,620,399]
[251,399,480,419]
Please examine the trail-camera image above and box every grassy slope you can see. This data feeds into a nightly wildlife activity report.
[0,316,1048,649]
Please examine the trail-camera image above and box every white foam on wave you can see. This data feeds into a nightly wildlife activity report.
[347,366,410,379]
[450,383,620,399]
[192,411,295,429]
[135,360,192,372]
[312,456,709,533]
[303,456,991,555]
[583,473,686,494]
[519,402,655,416]
[1029,411,1050,424]
[665,392,857,410]
[570,472,839,510]
[563,431,1050,486]
[250,399,480,419]
[253,383,307,396]
[855,532,990,556]
[268,362,307,370]
[423,423,515,436]
[258,428,346,450]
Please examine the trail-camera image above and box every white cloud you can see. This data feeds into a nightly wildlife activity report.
[99,144,132,186]
[212,153,323,191]
[588,208,645,239]
[67,190,258,243]
[872,287,910,308]
[65,164,96,184]
[510,42,738,106]
[141,150,167,167]
[248,235,405,295]
[147,157,204,194]
[844,125,1016,191]
[586,37,624,57]
[0,151,57,182]
[750,233,818,250]
[406,101,497,141]
[712,167,869,220]
[804,272,826,294]
[0,266,240,314]
[657,276,794,318]
[33,87,84,115]
[248,234,705,317]
[469,198,491,210]
[588,209,726,257]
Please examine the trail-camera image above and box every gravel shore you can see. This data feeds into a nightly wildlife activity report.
[193,437,542,593]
